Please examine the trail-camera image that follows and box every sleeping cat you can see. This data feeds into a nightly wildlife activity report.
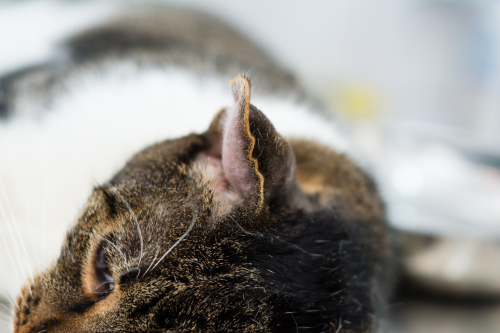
[1,4,392,332]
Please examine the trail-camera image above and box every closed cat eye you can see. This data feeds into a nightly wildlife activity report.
[92,242,115,301]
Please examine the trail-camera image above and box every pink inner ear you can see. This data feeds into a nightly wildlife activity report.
[194,152,231,196]
[221,104,256,198]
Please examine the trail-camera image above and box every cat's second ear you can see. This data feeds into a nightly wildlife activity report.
[208,76,308,214]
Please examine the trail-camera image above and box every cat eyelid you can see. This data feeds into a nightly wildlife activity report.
[90,241,116,302]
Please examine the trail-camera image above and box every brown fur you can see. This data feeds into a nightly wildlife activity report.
[291,139,389,250]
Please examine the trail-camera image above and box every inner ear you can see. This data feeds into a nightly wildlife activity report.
[195,108,243,206]
[204,108,227,159]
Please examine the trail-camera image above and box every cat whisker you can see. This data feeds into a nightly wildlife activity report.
[335,318,342,333]
[200,286,226,305]
[228,215,254,236]
[0,317,13,326]
[107,184,144,278]
[0,311,12,321]
[0,270,20,311]
[0,302,14,315]
[149,203,198,273]
[0,203,29,309]
[26,200,41,274]
[72,229,130,271]
[141,244,160,277]
[271,236,322,257]
[0,177,35,296]
[93,280,115,290]
[0,303,13,318]
[118,267,140,282]
[10,218,36,294]
[253,305,262,321]
[177,319,186,329]
[65,244,76,263]
[286,313,299,333]
[0,313,14,329]
[42,159,50,272]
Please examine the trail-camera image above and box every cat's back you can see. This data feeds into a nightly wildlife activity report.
[1,3,298,117]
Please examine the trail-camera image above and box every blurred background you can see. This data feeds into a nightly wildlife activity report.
[1,1,500,332]
[191,0,500,239]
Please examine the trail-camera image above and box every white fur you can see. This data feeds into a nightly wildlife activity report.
[0,64,347,300]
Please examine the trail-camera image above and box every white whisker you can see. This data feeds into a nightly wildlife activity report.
[0,302,14,314]
[0,271,20,311]
[0,252,20,308]
[0,311,12,320]
[228,215,255,236]
[0,306,14,329]
[25,191,42,272]
[335,318,342,333]
[42,158,50,270]
[25,193,41,282]
[141,244,160,277]
[149,203,198,274]
[0,199,29,309]
[0,178,36,294]
[0,317,13,326]
[107,184,143,278]
[0,226,20,308]
[73,229,129,271]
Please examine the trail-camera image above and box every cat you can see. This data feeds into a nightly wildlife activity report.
[1,3,393,332]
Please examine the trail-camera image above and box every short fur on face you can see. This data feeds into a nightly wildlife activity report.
[14,76,390,333]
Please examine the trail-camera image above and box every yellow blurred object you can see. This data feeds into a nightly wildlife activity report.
[331,85,381,120]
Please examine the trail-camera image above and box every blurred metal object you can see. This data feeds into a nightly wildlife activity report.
[378,121,500,239]
[404,237,500,295]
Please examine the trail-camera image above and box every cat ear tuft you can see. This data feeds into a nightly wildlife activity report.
[230,75,252,106]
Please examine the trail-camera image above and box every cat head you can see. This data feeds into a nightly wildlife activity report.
[13,76,385,333]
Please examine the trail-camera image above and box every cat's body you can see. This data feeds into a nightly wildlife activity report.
[1,4,392,332]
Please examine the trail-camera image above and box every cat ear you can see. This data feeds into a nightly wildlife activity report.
[220,76,308,213]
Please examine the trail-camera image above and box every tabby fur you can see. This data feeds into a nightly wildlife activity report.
[6,5,392,333]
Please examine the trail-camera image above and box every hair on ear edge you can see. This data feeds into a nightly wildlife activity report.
[241,69,254,90]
